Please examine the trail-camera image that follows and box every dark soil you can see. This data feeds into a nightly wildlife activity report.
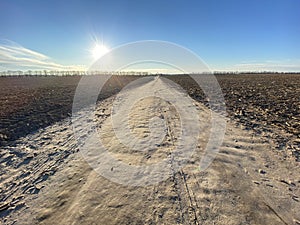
[0,75,139,146]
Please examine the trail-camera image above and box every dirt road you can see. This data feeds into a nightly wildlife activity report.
[1,76,299,225]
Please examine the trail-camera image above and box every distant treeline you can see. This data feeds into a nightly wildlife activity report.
[0,70,151,76]
[213,71,300,75]
[0,70,299,76]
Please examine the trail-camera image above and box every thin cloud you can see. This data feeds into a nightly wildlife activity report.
[217,59,300,72]
[0,39,85,71]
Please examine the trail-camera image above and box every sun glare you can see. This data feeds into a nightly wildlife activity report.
[92,44,109,60]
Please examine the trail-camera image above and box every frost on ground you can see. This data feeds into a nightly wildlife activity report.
[1,76,300,225]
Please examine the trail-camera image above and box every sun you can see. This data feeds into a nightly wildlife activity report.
[92,44,109,60]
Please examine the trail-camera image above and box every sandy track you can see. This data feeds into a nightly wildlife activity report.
[1,76,300,225]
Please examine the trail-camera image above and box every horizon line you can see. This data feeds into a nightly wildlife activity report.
[1,70,300,76]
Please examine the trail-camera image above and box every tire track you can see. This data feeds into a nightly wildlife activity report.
[159,99,200,225]
[0,98,113,224]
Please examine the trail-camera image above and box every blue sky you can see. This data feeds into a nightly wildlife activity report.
[0,0,299,72]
